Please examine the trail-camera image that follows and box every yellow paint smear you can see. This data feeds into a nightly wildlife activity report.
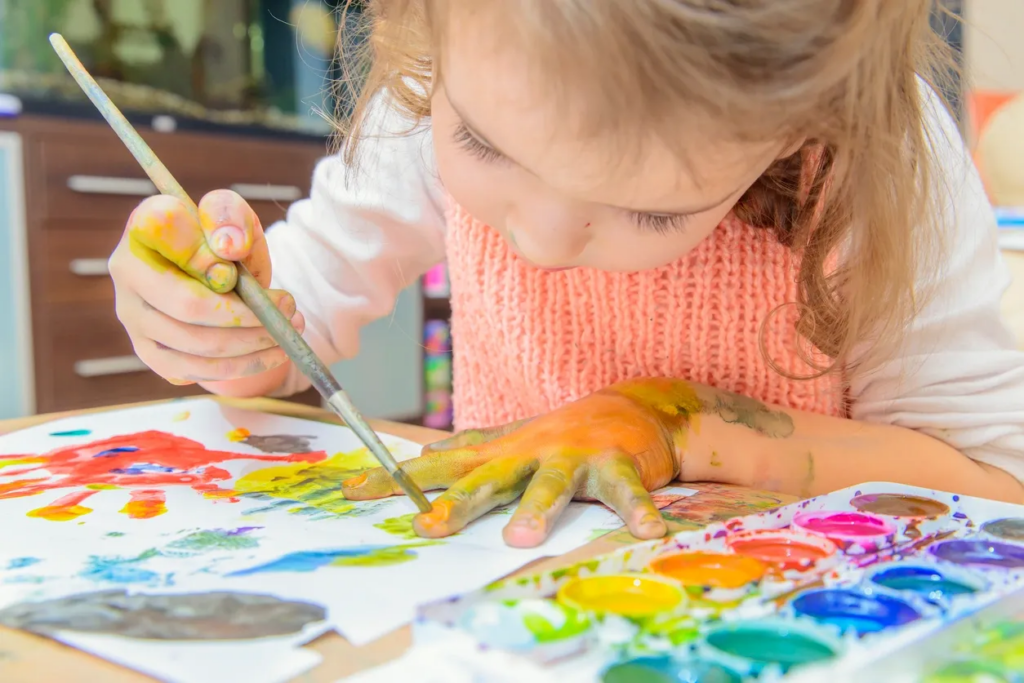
[0,457,47,470]
[233,449,381,514]
[172,411,191,422]
[27,504,93,522]
[226,427,251,442]
[86,484,120,490]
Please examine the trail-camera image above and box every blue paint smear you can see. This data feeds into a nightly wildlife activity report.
[931,540,1024,569]
[791,589,920,634]
[94,446,139,457]
[50,428,91,437]
[78,551,162,585]
[5,557,41,570]
[110,463,179,475]
[870,566,976,602]
[227,546,396,576]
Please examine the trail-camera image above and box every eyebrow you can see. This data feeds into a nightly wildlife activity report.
[449,98,745,216]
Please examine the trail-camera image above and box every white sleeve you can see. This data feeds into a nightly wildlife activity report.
[849,85,1024,483]
[265,96,446,396]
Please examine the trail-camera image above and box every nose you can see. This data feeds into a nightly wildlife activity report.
[505,196,590,267]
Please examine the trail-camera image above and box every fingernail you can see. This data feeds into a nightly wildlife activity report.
[291,311,305,333]
[277,294,296,316]
[210,226,245,255]
[515,516,541,530]
[206,262,234,290]
[343,473,368,489]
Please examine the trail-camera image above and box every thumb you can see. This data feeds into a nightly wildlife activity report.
[198,189,273,288]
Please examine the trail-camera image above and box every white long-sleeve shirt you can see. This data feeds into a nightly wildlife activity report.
[267,92,1024,483]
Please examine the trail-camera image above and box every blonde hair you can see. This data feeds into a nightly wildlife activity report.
[335,0,958,376]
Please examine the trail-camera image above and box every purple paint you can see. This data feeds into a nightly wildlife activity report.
[953,512,968,520]
[791,589,920,634]
[930,540,1024,569]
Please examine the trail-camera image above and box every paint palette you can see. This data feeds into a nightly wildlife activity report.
[413,483,1024,682]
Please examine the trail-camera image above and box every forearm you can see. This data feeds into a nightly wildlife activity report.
[610,378,1024,504]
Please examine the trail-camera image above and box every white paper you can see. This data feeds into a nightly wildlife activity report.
[0,399,626,664]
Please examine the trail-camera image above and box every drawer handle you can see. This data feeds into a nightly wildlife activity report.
[69,258,110,276]
[230,183,302,202]
[74,356,149,378]
[67,175,157,196]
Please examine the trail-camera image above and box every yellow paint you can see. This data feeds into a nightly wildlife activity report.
[119,499,167,520]
[233,449,381,515]
[226,427,251,442]
[86,483,120,490]
[0,457,47,470]
[202,488,239,500]
[557,573,684,619]
[648,551,765,589]
[172,411,191,422]
[27,503,93,522]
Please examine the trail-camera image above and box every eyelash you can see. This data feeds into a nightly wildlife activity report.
[453,122,690,234]
[453,123,506,164]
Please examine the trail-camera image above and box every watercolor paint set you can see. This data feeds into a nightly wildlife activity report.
[413,483,1024,683]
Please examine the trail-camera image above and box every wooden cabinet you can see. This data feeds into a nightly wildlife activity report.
[0,115,326,413]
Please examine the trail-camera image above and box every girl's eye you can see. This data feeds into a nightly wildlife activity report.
[453,123,506,164]
[630,212,690,234]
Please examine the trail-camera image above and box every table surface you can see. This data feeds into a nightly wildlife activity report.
[0,397,792,682]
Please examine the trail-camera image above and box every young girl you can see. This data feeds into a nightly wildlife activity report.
[109,0,1024,548]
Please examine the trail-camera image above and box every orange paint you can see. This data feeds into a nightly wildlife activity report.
[418,499,455,527]
[27,490,98,521]
[342,472,368,488]
[226,428,251,442]
[726,529,836,572]
[557,573,684,618]
[648,551,766,589]
[119,489,167,519]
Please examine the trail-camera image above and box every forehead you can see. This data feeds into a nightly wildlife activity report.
[437,4,782,211]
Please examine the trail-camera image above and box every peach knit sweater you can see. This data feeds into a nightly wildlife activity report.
[446,202,846,430]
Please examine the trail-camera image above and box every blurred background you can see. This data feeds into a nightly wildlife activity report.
[0,0,1020,426]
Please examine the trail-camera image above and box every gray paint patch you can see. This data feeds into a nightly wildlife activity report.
[0,589,325,640]
[242,434,317,454]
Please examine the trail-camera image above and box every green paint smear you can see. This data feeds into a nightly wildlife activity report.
[167,530,260,553]
[330,543,438,567]
[550,559,600,582]
[706,627,836,671]
[50,429,91,437]
[641,615,701,646]
[105,532,125,538]
[374,514,419,540]
[926,659,1012,683]
[521,609,590,643]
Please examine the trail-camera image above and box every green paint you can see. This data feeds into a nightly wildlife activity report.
[167,529,259,553]
[873,575,976,598]
[374,514,419,540]
[602,657,740,683]
[709,451,722,468]
[925,659,1012,683]
[584,528,614,542]
[551,559,601,582]
[706,623,836,671]
[521,607,590,643]
[331,543,437,567]
[50,429,91,437]
[975,621,1024,668]
[105,532,125,538]
[641,614,701,646]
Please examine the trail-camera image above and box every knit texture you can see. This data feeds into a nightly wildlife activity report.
[446,201,846,430]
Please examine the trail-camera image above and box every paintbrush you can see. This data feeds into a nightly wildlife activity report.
[49,33,432,514]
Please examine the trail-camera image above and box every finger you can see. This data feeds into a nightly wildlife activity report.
[341,447,495,500]
[134,337,289,382]
[503,455,584,548]
[197,190,272,287]
[127,195,237,293]
[422,417,533,454]
[139,301,304,357]
[591,454,667,540]
[413,456,537,538]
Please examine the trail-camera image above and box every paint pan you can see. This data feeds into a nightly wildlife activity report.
[725,528,838,574]
[850,493,951,540]
[790,588,921,635]
[792,510,896,554]
[867,564,985,605]
[457,598,590,658]
[647,551,766,606]
[703,618,841,676]
[924,659,1014,683]
[556,574,685,621]
[980,517,1024,543]
[930,540,1024,570]
[601,655,742,683]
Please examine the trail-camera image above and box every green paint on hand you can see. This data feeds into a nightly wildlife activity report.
[709,451,722,467]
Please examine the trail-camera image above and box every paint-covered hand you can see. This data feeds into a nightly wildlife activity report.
[342,382,687,548]
[108,190,300,391]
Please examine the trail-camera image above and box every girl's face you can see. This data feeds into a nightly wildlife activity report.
[431,12,796,273]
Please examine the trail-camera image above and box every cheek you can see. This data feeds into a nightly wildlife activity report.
[590,209,730,272]
[432,128,507,231]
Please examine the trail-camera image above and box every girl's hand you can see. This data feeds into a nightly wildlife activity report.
[342,384,686,548]
[108,190,301,393]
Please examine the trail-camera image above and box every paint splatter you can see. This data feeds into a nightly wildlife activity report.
[233,449,384,517]
[26,490,98,521]
[119,489,167,519]
[227,544,431,575]
[79,549,162,585]
[106,531,125,538]
[49,429,91,437]
[709,451,723,467]
[166,527,261,554]
[657,483,784,530]
[5,557,41,570]
[0,431,325,517]
[232,433,318,454]
[375,513,419,540]
[0,589,325,640]
[171,411,190,422]
[226,427,251,442]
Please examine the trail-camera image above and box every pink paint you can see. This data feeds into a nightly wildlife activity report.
[792,510,896,553]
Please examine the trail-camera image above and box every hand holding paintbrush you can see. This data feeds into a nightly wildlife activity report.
[48,34,432,513]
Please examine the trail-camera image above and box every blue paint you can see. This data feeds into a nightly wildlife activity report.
[227,546,398,576]
[952,512,968,520]
[5,557,41,570]
[110,463,179,475]
[95,446,139,457]
[791,589,921,634]
[870,566,977,602]
[952,495,960,502]
[78,550,161,585]
[49,428,92,437]
[931,540,1024,569]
